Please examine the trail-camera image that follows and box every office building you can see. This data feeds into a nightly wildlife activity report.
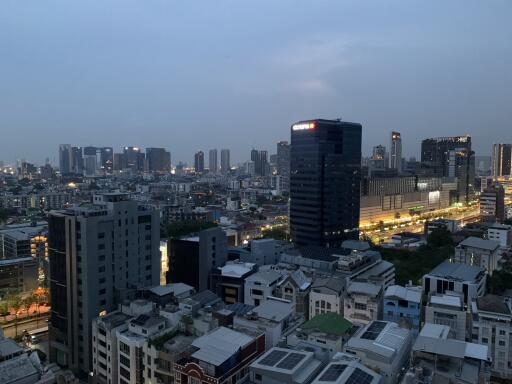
[480,184,506,223]
[113,152,125,171]
[251,149,269,177]
[389,131,402,172]
[425,293,467,341]
[383,285,422,335]
[48,193,160,373]
[421,136,475,204]
[167,227,227,292]
[276,141,290,193]
[123,146,144,171]
[220,149,230,173]
[146,147,171,172]
[99,147,113,173]
[423,261,486,307]
[0,257,38,294]
[71,146,83,174]
[59,144,72,175]
[344,321,413,384]
[410,324,490,384]
[472,294,512,380]
[208,149,218,173]
[454,236,500,274]
[83,146,98,176]
[290,119,362,247]
[487,223,512,248]
[194,151,204,173]
[476,155,492,176]
[492,143,512,178]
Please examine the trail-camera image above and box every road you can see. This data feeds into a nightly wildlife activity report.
[2,313,49,338]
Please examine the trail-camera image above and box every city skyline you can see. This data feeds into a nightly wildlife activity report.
[1,1,511,164]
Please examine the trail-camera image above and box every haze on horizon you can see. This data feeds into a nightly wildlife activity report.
[1,0,511,165]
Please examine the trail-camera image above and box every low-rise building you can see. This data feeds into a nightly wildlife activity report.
[309,277,345,319]
[383,285,421,335]
[344,321,412,384]
[244,270,283,306]
[311,353,382,384]
[343,281,383,325]
[425,293,467,341]
[209,261,257,304]
[454,236,501,274]
[423,261,486,307]
[249,347,324,384]
[410,324,490,384]
[471,294,512,380]
[274,270,311,316]
[173,326,265,384]
[486,223,512,249]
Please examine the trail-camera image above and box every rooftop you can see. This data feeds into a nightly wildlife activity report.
[476,294,512,315]
[429,294,462,309]
[428,261,485,282]
[247,270,283,284]
[384,285,421,304]
[219,262,256,278]
[311,353,381,384]
[311,277,345,294]
[0,338,23,359]
[458,236,500,251]
[300,313,353,337]
[149,283,194,297]
[0,354,39,384]
[252,297,293,322]
[346,281,382,297]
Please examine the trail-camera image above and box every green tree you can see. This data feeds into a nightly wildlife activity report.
[8,295,23,337]
[261,227,289,241]
[427,228,453,247]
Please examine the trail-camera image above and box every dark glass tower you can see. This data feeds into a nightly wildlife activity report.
[290,119,362,247]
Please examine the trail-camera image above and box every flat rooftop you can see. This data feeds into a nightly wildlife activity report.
[428,261,485,282]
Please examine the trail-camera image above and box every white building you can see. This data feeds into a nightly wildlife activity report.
[454,236,501,274]
[343,281,383,325]
[344,321,412,384]
[425,293,467,341]
[244,270,283,306]
[309,277,345,319]
[472,294,512,380]
[487,223,512,249]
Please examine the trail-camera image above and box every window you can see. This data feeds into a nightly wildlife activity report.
[499,340,506,346]
[499,330,506,336]
[188,377,200,384]
[482,337,488,343]
[119,354,130,368]
[119,341,130,355]
[120,367,130,380]
[355,302,367,311]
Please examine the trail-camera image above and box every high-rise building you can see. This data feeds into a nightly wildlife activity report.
[276,141,290,193]
[480,184,506,223]
[290,119,362,247]
[71,146,83,174]
[421,136,475,204]
[209,149,218,173]
[221,149,230,173]
[369,144,387,173]
[100,147,113,173]
[389,131,402,172]
[83,146,98,176]
[48,193,160,373]
[492,143,512,178]
[113,152,125,171]
[123,146,144,172]
[59,144,72,175]
[146,147,171,172]
[194,151,205,173]
[251,149,269,176]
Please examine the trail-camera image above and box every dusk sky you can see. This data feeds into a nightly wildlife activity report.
[1,0,511,165]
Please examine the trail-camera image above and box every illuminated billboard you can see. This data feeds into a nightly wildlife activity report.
[292,122,315,131]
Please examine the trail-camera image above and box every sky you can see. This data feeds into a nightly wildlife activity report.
[1,0,511,165]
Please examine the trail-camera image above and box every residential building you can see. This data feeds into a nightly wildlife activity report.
[389,131,402,172]
[248,238,289,266]
[244,270,283,306]
[249,347,324,384]
[59,144,73,175]
[343,281,383,326]
[425,293,467,341]
[209,149,218,173]
[220,149,230,174]
[471,294,512,380]
[275,270,311,316]
[276,141,290,194]
[309,277,345,319]
[410,324,490,384]
[344,321,413,384]
[209,261,257,304]
[454,236,500,274]
[423,261,486,307]
[167,227,227,292]
[48,193,160,374]
[383,285,422,335]
[194,151,204,173]
[289,119,362,247]
[173,326,265,384]
[480,184,506,223]
[311,353,382,384]
[487,223,512,248]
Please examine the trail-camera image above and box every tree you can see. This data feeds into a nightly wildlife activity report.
[427,228,453,247]
[0,301,9,322]
[8,295,23,337]
[165,220,217,239]
[32,287,48,327]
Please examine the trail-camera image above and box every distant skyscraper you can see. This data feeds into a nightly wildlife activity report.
[251,149,268,176]
[492,144,512,178]
[421,136,475,204]
[194,151,205,173]
[290,119,362,247]
[83,146,98,176]
[123,146,144,171]
[71,146,84,174]
[389,132,402,172]
[99,147,113,173]
[48,193,160,373]
[146,147,171,172]
[209,149,218,173]
[276,141,290,193]
[59,144,72,175]
[221,149,230,173]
